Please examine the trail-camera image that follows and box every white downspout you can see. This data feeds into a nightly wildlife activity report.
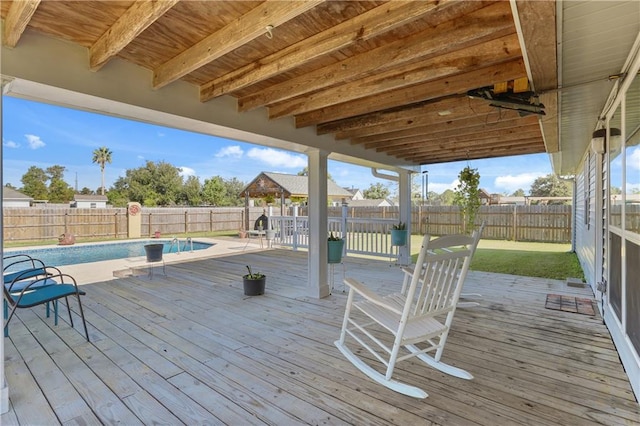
[371,168,411,265]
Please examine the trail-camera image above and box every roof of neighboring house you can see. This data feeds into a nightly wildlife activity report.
[73,194,108,202]
[343,187,361,195]
[2,187,33,201]
[241,172,353,199]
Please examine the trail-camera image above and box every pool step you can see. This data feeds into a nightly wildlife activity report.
[113,267,151,278]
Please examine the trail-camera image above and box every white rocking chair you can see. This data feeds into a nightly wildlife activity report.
[334,228,482,398]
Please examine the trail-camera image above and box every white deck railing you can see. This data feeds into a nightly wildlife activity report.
[268,215,400,259]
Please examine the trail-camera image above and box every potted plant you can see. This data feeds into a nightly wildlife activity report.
[243,265,266,296]
[238,227,248,239]
[390,221,408,246]
[328,232,345,264]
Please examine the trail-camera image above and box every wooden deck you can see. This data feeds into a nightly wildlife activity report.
[3,249,639,425]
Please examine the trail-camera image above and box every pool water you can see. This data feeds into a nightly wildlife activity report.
[4,239,213,269]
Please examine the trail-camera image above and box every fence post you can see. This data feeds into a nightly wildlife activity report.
[341,200,348,256]
[210,210,214,232]
[184,210,188,233]
[293,205,299,251]
[114,211,118,238]
[512,205,517,241]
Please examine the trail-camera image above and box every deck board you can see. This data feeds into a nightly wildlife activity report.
[3,248,639,425]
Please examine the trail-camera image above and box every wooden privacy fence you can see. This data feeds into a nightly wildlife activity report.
[317,204,572,243]
[3,205,572,243]
[2,207,249,243]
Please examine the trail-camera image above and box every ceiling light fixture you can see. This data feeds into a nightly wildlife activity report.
[591,127,621,154]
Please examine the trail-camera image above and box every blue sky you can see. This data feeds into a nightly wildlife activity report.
[2,95,557,196]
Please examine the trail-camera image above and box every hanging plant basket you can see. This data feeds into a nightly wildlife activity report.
[328,239,345,264]
[390,229,408,247]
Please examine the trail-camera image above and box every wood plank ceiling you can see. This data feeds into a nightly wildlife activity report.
[1,0,557,166]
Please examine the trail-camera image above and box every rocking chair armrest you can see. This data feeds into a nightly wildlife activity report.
[400,266,414,276]
[343,278,403,315]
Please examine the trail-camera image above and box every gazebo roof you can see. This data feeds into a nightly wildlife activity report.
[240,172,353,199]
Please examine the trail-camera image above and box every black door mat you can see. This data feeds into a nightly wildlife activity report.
[545,294,595,316]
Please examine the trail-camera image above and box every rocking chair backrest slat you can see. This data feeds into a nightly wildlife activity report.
[407,230,480,320]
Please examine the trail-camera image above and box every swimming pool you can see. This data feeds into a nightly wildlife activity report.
[4,239,214,269]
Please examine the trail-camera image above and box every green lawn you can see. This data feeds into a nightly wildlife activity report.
[410,236,584,281]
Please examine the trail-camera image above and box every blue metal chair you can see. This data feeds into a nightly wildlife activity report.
[4,265,89,341]
[3,254,47,285]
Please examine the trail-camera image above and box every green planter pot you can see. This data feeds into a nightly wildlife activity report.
[390,229,408,246]
[243,276,266,296]
[328,240,345,264]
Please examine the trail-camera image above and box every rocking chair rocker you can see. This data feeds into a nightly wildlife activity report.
[335,228,482,398]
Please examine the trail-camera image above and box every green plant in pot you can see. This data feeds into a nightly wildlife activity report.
[390,221,408,246]
[328,232,345,264]
[243,265,266,296]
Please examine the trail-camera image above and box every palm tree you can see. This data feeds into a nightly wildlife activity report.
[92,146,112,195]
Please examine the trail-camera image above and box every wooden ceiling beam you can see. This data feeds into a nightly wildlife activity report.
[342,107,520,144]
[153,0,322,89]
[295,58,527,128]
[268,34,521,119]
[89,0,179,71]
[382,127,542,156]
[407,143,544,165]
[199,0,449,102]
[2,0,41,48]
[319,96,483,136]
[514,0,559,153]
[400,136,544,159]
[238,1,515,112]
[359,115,534,149]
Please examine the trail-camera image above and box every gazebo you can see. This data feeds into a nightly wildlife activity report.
[239,171,354,229]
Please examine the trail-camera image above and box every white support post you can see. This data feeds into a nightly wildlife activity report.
[398,170,412,265]
[307,149,330,298]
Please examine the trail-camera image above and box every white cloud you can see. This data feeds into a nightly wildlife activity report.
[25,134,45,149]
[246,147,306,168]
[428,180,458,194]
[215,145,244,158]
[494,172,541,194]
[3,139,19,148]
[179,166,196,177]
[628,147,640,171]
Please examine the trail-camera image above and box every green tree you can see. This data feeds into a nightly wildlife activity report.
[453,166,481,233]
[222,177,245,206]
[202,176,226,206]
[179,175,203,206]
[106,188,129,207]
[440,189,456,206]
[46,165,74,203]
[4,183,17,190]
[79,187,94,195]
[529,174,572,203]
[362,182,390,199]
[92,146,113,195]
[511,188,526,197]
[297,166,333,181]
[20,166,49,200]
[112,161,183,206]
